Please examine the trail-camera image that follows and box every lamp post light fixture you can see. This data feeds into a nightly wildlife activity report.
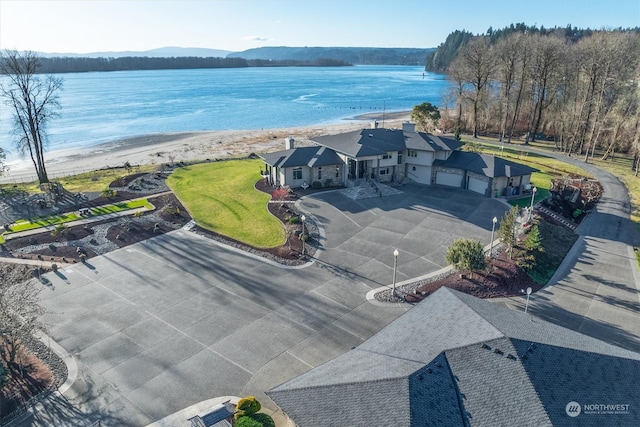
[490,216,497,258]
[529,186,537,221]
[301,214,306,255]
[392,249,399,297]
[522,287,532,313]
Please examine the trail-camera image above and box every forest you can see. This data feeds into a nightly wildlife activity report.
[32,55,351,74]
[428,24,640,164]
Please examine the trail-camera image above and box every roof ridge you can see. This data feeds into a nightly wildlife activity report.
[268,374,408,394]
[437,287,507,338]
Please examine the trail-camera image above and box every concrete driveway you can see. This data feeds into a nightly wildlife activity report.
[300,184,508,287]
[12,185,507,426]
[485,142,640,353]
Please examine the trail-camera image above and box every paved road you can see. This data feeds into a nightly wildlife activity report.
[11,186,506,426]
[489,143,640,352]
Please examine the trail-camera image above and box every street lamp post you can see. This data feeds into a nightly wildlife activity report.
[490,216,497,258]
[529,186,537,221]
[392,249,399,297]
[523,287,532,313]
[301,214,306,255]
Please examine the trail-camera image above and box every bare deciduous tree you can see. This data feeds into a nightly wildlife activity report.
[456,37,497,138]
[0,50,63,184]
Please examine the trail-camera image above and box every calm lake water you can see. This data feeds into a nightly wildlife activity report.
[0,65,451,161]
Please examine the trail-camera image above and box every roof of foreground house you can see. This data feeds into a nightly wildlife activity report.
[267,287,640,427]
[259,145,343,168]
[311,128,462,158]
[434,151,539,178]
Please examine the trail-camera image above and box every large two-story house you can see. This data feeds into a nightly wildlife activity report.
[259,122,537,198]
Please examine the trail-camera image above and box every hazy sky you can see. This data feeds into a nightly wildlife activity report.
[1,0,639,53]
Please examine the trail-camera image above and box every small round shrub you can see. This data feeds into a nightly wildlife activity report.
[235,413,276,427]
[311,181,322,189]
[288,216,299,224]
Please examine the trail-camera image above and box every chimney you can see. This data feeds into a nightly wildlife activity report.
[285,137,294,150]
[402,122,416,133]
[371,120,379,129]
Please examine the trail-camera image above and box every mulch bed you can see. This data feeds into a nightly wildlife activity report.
[409,249,540,302]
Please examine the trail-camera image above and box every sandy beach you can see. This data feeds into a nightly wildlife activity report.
[1,111,411,184]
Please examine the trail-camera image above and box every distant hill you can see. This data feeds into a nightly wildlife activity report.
[37,46,232,58]
[227,47,435,65]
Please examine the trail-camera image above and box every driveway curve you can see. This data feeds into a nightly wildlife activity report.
[487,142,640,352]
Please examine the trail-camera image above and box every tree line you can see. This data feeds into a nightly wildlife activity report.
[436,29,640,162]
[19,56,351,74]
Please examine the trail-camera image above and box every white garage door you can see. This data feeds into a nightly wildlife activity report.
[468,177,488,195]
[436,172,462,187]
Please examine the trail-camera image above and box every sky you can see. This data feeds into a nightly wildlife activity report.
[1,0,639,54]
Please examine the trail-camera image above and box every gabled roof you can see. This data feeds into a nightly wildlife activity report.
[311,128,463,158]
[259,145,342,168]
[267,287,640,427]
[434,151,538,178]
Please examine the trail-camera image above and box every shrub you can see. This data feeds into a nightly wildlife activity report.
[234,396,262,420]
[272,187,289,201]
[51,223,68,237]
[288,216,299,224]
[312,181,322,189]
[324,178,333,187]
[572,208,583,219]
[445,238,486,274]
[101,188,116,199]
[235,414,276,427]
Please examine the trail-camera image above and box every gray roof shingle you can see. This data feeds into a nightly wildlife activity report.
[433,151,538,178]
[311,129,463,158]
[267,287,640,427]
[259,146,342,168]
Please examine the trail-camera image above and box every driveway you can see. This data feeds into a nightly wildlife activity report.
[487,143,640,353]
[13,185,507,426]
[300,184,508,287]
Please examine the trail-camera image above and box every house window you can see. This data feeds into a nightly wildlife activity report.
[382,152,392,160]
[408,150,418,157]
[335,166,340,177]
[293,167,302,180]
[317,167,322,180]
[379,168,389,175]
[397,151,403,165]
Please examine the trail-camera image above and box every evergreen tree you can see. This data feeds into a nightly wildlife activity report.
[498,206,519,258]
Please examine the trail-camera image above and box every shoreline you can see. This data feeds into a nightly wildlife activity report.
[1,111,411,184]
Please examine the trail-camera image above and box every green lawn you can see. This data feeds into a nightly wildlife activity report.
[166,159,285,248]
[4,199,152,234]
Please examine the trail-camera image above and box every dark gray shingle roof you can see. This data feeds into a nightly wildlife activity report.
[433,151,538,178]
[311,129,463,159]
[259,146,342,168]
[268,287,640,427]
